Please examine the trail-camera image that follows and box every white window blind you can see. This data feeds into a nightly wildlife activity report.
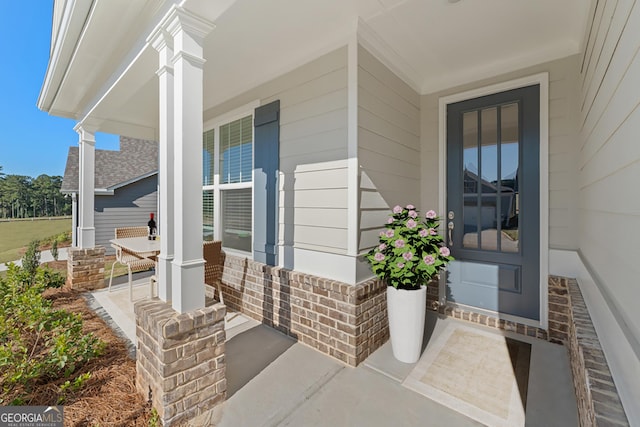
[203,190,214,241]
[203,129,215,186]
[221,188,252,252]
[219,116,252,184]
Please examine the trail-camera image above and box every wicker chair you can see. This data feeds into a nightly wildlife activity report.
[108,226,157,301]
[203,240,224,304]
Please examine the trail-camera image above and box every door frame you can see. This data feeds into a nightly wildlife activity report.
[438,73,549,329]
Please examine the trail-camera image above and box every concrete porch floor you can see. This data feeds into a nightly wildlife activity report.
[89,276,578,426]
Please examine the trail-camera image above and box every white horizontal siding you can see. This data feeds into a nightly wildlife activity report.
[279,128,346,158]
[288,225,347,252]
[279,109,348,147]
[279,168,347,191]
[280,88,347,126]
[358,147,421,179]
[279,207,347,229]
[204,47,349,256]
[579,0,637,138]
[360,168,421,191]
[357,45,421,252]
[578,1,640,423]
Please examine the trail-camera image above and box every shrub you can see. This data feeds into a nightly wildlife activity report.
[55,231,71,245]
[58,372,91,404]
[36,267,65,289]
[0,264,104,404]
[21,240,41,283]
[51,240,58,261]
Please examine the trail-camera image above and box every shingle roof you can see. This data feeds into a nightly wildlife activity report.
[61,136,158,193]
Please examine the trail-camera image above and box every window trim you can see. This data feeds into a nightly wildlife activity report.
[203,100,259,256]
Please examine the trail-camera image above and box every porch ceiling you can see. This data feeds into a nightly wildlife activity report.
[199,0,589,102]
[45,0,590,136]
[196,0,590,108]
[364,0,590,93]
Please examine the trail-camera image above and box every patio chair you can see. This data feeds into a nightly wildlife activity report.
[203,240,224,305]
[109,226,156,301]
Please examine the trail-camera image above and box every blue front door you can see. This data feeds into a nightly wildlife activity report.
[446,85,540,320]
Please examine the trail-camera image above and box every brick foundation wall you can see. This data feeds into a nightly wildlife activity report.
[135,299,226,426]
[219,255,388,366]
[548,276,571,343]
[561,277,629,427]
[425,280,549,340]
[66,247,105,290]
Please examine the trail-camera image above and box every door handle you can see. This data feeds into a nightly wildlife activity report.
[448,221,454,246]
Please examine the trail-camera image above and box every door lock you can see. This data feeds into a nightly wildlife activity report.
[448,211,455,220]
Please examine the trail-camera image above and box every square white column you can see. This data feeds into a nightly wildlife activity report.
[149,28,175,302]
[75,126,96,249]
[71,193,77,247]
[166,8,214,313]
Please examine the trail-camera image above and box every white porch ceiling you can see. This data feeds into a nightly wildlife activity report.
[192,0,590,108]
[358,0,590,93]
[45,0,590,137]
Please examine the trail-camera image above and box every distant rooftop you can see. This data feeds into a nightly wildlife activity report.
[61,136,158,193]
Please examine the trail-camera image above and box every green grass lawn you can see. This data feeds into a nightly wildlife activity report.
[0,218,71,264]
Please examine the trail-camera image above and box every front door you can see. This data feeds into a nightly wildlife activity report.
[446,85,540,320]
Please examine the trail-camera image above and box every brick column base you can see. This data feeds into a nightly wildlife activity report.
[135,299,226,426]
[66,246,105,290]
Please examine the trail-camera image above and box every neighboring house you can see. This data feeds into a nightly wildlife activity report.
[38,0,639,425]
[60,137,158,254]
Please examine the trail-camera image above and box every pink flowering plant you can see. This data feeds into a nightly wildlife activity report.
[366,205,453,290]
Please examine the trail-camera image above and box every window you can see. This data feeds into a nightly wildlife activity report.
[203,129,215,186]
[221,188,252,252]
[219,116,252,184]
[202,113,254,253]
[203,190,214,241]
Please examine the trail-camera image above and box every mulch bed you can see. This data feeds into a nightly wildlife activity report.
[34,286,153,426]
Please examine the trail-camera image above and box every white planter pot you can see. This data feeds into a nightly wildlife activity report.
[386,286,427,363]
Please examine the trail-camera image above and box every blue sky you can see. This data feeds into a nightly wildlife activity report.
[0,1,119,178]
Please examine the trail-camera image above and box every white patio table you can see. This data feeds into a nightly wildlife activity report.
[109,237,160,301]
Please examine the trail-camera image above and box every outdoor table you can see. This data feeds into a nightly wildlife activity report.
[109,237,160,301]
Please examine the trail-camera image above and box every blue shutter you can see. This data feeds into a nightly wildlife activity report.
[253,100,279,265]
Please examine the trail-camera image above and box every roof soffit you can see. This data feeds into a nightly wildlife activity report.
[50,0,171,118]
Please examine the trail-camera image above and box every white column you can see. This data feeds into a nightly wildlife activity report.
[71,193,77,247]
[75,126,96,249]
[167,8,214,313]
[149,28,175,302]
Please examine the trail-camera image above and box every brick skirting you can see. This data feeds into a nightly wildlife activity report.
[560,277,629,426]
[66,246,105,290]
[425,280,549,339]
[219,254,388,366]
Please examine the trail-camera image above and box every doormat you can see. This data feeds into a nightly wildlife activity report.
[402,323,531,427]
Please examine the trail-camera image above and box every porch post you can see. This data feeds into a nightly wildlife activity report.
[71,193,77,247]
[149,29,175,302]
[74,125,95,249]
[167,9,214,313]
